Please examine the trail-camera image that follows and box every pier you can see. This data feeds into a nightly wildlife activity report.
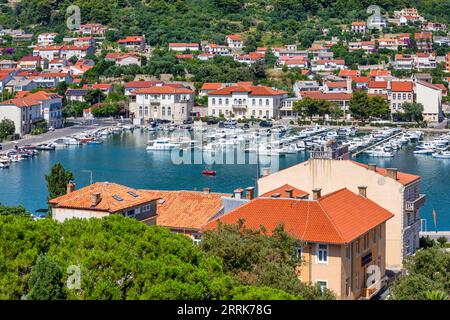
[351,130,404,157]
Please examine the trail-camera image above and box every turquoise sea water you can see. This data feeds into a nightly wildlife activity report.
[0,131,448,230]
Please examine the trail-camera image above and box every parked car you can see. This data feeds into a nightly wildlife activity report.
[259,120,273,128]
[242,123,250,129]
[183,119,193,124]
[48,126,55,132]
[207,118,219,125]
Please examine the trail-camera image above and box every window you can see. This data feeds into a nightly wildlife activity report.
[167,107,171,116]
[317,244,328,264]
[356,238,360,256]
[181,107,184,114]
[252,99,256,105]
[144,106,148,116]
[346,278,351,297]
[378,225,382,240]
[316,281,328,293]
[162,107,165,116]
[346,245,351,259]
[372,229,376,244]
[259,99,262,106]
[225,98,229,105]
[212,98,216,105]
[355,272,359,290]
[219,98,222,105]
[363,233,369,250]
[266,99,269,105]
[295,245,302,260]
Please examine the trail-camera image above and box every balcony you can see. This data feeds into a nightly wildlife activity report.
[360,283,380,299]
[232,104,247,110]
[405,194,426,212]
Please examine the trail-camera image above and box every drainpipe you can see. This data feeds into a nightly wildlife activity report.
[309,243,313,285]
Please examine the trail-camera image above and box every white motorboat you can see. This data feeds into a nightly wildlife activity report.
[413,146,434,155]
[146,138,179,151]
[432,151,450,159]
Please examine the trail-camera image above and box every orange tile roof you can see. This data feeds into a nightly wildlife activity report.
[391,81,413,92]
[140,190,229,230]
[25,91,61,100]
[203,188,393,244]
[339,70,360,77]
[260,184,309,198]
[201,82,223,90]
[125,80,164,88]
[118,36,144,44]
[352,21,367,26]
[133,85,193,94]
[351,76,370,83]
[351,161,420,185]
[49,182,159,213]
[325,81,347,88]
[227,34,242,41]
[369,81,388,89]
[0,97,41,107]
[369,69,390,77]
[208,85,287,96]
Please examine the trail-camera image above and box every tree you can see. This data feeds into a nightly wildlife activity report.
[63,101,90,118]
[0,205,30,217]
[201,221,335,299]
[0,119,15,139]
[368,95,390,120]
[84,89,106,105]
[45,163,74,201]
[26,255,65,300]
[293,97,319,121]
[349,91,370,121]
[402,102,424,123]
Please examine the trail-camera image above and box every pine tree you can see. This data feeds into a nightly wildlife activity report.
[45,163,74,201]
[27,255,65,300]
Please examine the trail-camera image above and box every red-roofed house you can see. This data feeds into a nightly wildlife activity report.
[129,85,194,122]
[200,82,224,96]
[117,36,145,51]
[226,34,243,49]
[414,32,433,52]
[124,80,165,95]
[351,21,367,33]
[414,52,436,69]
[105,52,141,66]
[368,81,388,95]
[168,43,200,52]
[204,187,393,299]
[258,155,424,271]
[235,51,265,64]
[207,85,288,119]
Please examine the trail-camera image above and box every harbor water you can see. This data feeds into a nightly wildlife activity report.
[0,130,449,230]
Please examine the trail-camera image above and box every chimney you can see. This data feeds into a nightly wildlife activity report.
[203,187,211,194]
[285,188,294,198]
[387,168,398,180]
[346,77,352,93]
[312,188,322,200]
[262,168,270,177]
[66,181,76,194]
[271,193,281,198]
[368,163,377,172]
[245,187,255,200]
[358,186,367,198]
[91,193,101,207]
[234,188,244,199]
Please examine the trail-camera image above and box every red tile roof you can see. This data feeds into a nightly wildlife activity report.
[49,182,159,213]
[227,34,242,41]
[369,69,390,77]
[118,36,144,44]
[339,70,360,77]
[140,190,229,230]
[260,184,309,198]
[125,81,164,88]
[0,97,41,107]
[325,81,347,88]
[133,86,193,94]
[351,161,420,185]
[201,82,223,91]
[391,81,413,92]
[203,188,393,244]
[208,85,287,96]
[368,81,388,89]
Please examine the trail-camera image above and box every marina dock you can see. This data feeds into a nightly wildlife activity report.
[352,130,405,157]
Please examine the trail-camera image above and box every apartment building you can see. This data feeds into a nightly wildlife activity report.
[393,54,414,71]
[414,53,436,69]
[0,98,43,136]
[203,186,393,299]
[207,85,288,119]
[415,80,443,123]
[129,85,194,122]
[25,91,63,129]
[257,146,424,270]
[389,81,414,113]
[76,24,108,36]
[368,81,388,95]
[414,32,433,52]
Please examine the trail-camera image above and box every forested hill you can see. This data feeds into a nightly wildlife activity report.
[0,0,449,46]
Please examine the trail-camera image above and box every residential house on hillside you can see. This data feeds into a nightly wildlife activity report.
[389,81,414,114]
[37,33,58,46]
[168,43,200,52]
[226,34,244,49]
[351,21,367,33]
[105,52,141,66]
[117,36,145,51]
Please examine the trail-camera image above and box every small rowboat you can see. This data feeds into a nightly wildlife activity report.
[202,170,216,176]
